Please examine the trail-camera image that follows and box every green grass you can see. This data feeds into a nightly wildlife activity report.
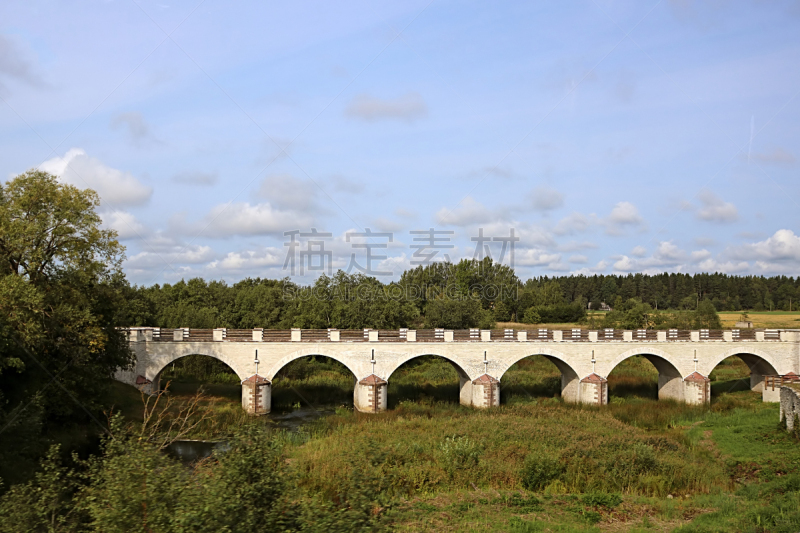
[104,354,800,532]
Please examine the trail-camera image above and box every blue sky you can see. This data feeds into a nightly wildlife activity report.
[2,0,799,285]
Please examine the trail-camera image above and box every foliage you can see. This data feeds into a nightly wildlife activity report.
[521,455,563,491]
[0,170,132,485]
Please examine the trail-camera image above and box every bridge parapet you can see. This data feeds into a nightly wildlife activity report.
[124,327,798,344]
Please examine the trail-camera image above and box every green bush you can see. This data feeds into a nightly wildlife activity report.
[581,492,622,509]
[521,455,563,491]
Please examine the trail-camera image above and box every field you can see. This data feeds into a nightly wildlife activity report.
[499,311,800,331]
[107,350,800,532]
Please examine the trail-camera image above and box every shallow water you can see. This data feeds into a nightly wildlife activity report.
[166,405,338,463]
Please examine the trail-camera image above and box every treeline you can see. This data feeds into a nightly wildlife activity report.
[122,261,798,331]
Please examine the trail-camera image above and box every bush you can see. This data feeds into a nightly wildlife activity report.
[581,492,622,509]
[521,455,563,491]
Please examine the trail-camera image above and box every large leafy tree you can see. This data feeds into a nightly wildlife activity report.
[0,170,133,481]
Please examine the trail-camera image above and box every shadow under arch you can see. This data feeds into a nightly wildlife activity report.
[268,353,359,411]
[265,351,360,383]
[384,353,471,408]
[498,351,580,403]
[153,352,243,399]
[708,348,780,394]
[606,348,684,402]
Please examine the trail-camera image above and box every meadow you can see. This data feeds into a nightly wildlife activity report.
[112,348,800,532]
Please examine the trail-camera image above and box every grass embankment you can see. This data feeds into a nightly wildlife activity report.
[107,354,800,531]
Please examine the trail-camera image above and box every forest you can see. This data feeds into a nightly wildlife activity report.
[121,263,797,331]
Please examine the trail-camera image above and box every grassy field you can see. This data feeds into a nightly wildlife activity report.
[500,311,800,330]
[108,353,800,532]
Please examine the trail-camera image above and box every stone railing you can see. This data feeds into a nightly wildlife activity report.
[125,327,798,343]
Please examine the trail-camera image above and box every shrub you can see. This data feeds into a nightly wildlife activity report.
[581,492,623,509]
[521,455,563,491]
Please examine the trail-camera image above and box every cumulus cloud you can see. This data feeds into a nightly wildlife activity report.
[345,92,427,122]
[173,170,218,186]
[207,247,285,273]
[40,149,153,207]
[553,212,591,235]
[569,254,588,264]
[515,248,562,267]
[125,245,217,271]
[436,197,494,226]
[727,229,800,262]
[604,201,644,235]
[196,202,314,238]
[613,255,636,271]
[695,190,738,223]
[101,211,147,240]
[631,245,647,257]
[529,186,564,211]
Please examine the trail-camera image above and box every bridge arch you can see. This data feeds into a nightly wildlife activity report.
[606,348,684,402]
[497,349,581,402]
[385,353,474,408]
[707,347,780,393]
[265,351,360,382]
[147,348,249,383]
[386,352,472,382]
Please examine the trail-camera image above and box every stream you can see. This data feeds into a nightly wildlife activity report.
[165,405,337,464]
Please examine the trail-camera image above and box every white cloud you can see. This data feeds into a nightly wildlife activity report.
[207,247,285,272]
[631,245,647,257]
[553,212,591,235]
[605,201,644,235]
[125,245,216,271]
[569,254,588,264]
[345,92,427,122]
[101,211,147,240]
[515,248,561,267]
[728,229,800,262]
[696,190,738,223]
[690,249,712,262]
[528,186,564,211]
[436,197,494,226]
[40,149,152,207]
[613,255,636,271]
[197,202,314,238]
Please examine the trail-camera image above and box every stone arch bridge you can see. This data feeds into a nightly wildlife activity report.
[116,327,800,414]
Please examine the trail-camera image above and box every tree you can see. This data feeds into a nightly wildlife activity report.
[0,170,133,482]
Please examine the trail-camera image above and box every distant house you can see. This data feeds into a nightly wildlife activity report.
[588,302,613,311]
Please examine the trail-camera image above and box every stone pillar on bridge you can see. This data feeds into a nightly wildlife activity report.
[470,374,500,408]
[242,374,271,415]
[579,373,608,405]
[683,372,710,405]
[354,374,387,413]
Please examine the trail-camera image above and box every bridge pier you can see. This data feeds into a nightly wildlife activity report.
[683,372,710,405]
[470,374,501,408]
[579,373,608,405]
[354,374,387,413]
[242,375,271,415]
